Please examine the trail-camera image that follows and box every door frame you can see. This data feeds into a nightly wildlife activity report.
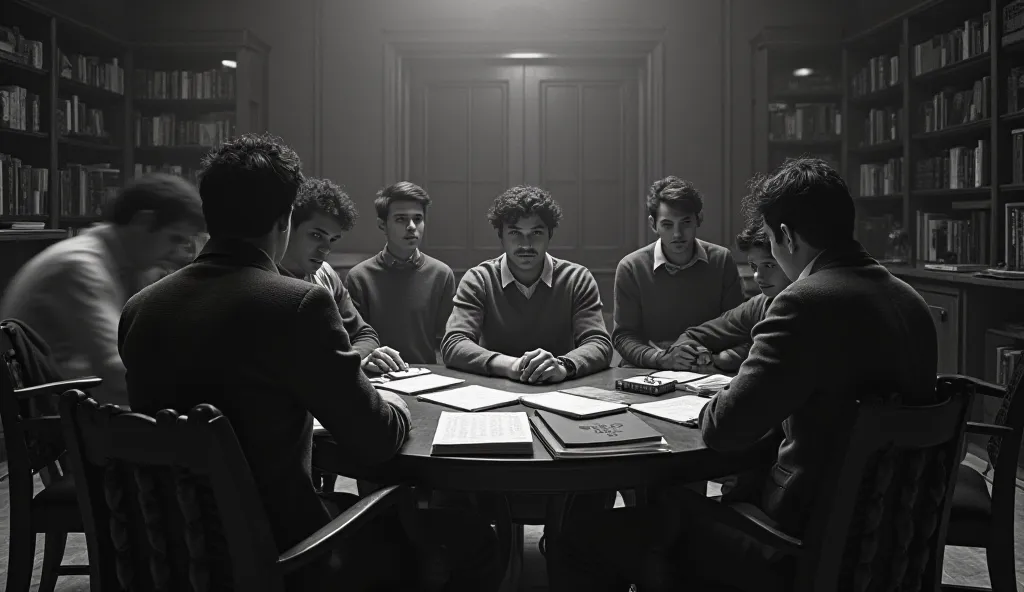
[381,24,665,251]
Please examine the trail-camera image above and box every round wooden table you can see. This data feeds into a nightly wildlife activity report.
[313,365,763,494]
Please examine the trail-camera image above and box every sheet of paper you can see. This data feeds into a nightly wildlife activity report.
[630,396,709,425]
[558,386,651,405]
[649,370,707,383]
[375,373,465,395]
[431,411,533,446]
[520,391,626,417]
[385,367,431,380]
[418,385,521,411]
[684,374,732,390]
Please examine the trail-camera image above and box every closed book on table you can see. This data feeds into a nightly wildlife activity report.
[429,411,534,456]
[519,391,627,419]
[534,409,664,448]
[529,413,670,459]
[615,375,677,395]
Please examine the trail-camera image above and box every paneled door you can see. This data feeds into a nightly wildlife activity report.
[407,57,643,287]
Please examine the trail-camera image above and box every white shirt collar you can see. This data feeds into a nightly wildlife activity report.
[500,253,554,289]
[797,251,824,281]
[652,238,708,272]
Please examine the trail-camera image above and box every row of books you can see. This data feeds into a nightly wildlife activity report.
[913,140,988,190]
[861,106,902,146]
[1009,130,1024,185]
[850,54,899,99]
[0,85,41,132]
[0,155,48,216]
[917,76,990,133]
[859,157,903,197]
[135,68,236,101]
[0,26,44,69]
[1006,202,1024,270]
[0,155,120,217]
[134,113,235,148]
[1006,67,1024,114]
[766,102,841,141]
[995,345,1022,386]
[916,209,989,265]
[912,12,991,77]
[59,51,124,95]
[58,96,108,139]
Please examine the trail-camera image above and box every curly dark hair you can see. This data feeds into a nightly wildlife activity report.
[107,172,205,231]
[198,133,304,239]
[487,185,562,237]
[292,177,358,231]
[374,181,431,220]
[742,157,854,250]
[735,221,770,252]
[646,176,703,218]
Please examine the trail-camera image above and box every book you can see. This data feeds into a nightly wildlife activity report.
[417,385,521,412]
[630,396,710,427]
[384,367,431,380]
[430,411,534,456]
[375,373,465,395]
[519,391,627,419]
[529,413,670,459]
[533,409,664,448]
[648,370,707,384]
[615,375,677,395]
[558,385,655,406]
[678,374,732,396]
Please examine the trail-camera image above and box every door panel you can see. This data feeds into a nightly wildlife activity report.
[407,60,524,271]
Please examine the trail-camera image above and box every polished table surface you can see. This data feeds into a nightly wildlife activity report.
[313,365,766,493]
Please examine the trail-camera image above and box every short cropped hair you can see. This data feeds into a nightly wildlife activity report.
[735,222,771,252]
[646,176,703,219]
[487,185,562,237]
[743,157,855,250]
[106,173,205,231]
[374,181,431,220]
[198,133,304,239]
[292,178,358,231]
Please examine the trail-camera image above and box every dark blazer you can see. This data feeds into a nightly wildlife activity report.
[118,239,409,565]
[699,242,938,535]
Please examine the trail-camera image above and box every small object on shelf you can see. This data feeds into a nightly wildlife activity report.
[923,263,989,273]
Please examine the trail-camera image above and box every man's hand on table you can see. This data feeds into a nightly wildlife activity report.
[362,346,408,374]
[503,349,568,384]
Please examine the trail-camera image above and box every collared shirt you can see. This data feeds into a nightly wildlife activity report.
[797,251,824,281]
[380,244,424,269]
[652,238,709,275]
[500,253,554,299]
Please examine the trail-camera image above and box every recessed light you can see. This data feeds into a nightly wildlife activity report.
[222,60,237,68]
[505,52,547,59]
[793,67,814,77]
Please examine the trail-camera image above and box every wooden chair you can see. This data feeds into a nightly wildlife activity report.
[942,367,1024,592]
[0,321,100,592]
[58,390,444,592]
[695,376,971,591]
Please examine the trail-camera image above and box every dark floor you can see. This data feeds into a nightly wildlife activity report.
[0,454,1018,591]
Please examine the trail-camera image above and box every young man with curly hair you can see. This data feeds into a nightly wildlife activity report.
[278,177,409,374]
[612,176,745,369]
[345,181,456,365]
[441,185,613,383]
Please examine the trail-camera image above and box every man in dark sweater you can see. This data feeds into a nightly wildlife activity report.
[670,223,793,372]
[441,185,613,382]
[278,178,408,373]
[119,134,500,592]
[346,182,456,365]
[548,158,938,592]
[612,176,744,369]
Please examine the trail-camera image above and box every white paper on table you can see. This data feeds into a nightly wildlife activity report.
[519,391,626,417]
[418,385,521,411]
[682,374,732,390]
[431,411,533,446]
[375,373,465,395]
[630,396,710,425]
[649,370,707,383]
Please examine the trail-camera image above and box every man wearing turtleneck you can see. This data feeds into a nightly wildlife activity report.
[345,182,456,365]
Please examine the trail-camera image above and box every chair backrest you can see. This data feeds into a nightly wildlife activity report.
[795,378,971,592]
[985,361,1024,470]
[59,390,287,592]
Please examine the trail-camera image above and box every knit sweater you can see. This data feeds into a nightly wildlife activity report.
[612,240,744,367]
[441,256,612,377]
[345,251,455,364]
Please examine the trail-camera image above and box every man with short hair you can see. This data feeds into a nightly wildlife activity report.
[0,172,205,405]
[346,181,456,365]
[548,158,939,592]
[279,177,407,373]
[118,133,500,592]
[612,176,744,369]
[441,185,613,382]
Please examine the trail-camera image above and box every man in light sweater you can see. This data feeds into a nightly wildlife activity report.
[441,185,613,383]
[612,176,744,369]
[346,182,456,365]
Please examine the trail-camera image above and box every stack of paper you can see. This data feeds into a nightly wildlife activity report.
[630,395,710,427]
[679,374,732,395]
[418,385,521,411]
[375,373,465,395]
[430,411,534,456]
[528,410,670,459]
[520,391,627,419]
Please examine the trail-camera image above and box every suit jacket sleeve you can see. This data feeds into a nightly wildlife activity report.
[318,264,379,358]
[292,284,408,465]
[698,288,817,452]
[566,268,613,376]
[684,294,765,352]
[440,269,500,374]
[611,261,659,368]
